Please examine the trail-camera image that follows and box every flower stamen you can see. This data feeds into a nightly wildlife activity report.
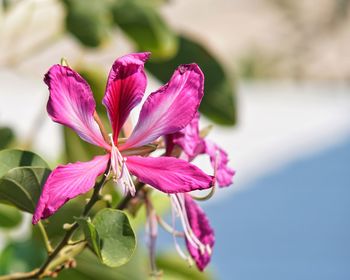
[109,133,136,196]
[170,194,208,256]
[171,202,193,266]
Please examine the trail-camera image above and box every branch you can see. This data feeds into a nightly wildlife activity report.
[0,165,109,280]
[0,165,146,280]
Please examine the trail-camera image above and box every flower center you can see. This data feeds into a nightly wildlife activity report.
[109,134,136,196]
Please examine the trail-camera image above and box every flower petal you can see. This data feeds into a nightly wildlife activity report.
[103,52,150,143]
[45,65,109,149]
[184,194,215,271]
[126,156,213,193]
[122,64,204,150]
[166,113,235,187]
[205,140,235,187]
[32,154,109,224]
[167,112,204,159]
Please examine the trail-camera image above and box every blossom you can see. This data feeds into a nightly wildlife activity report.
[32,52,214,224]
[158,112,235,270]
[166,112,235,187]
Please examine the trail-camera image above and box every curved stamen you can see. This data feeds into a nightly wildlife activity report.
[109,134,136,196]
[156,215,184,237]
[176,194,206,255]
[191,149,219,201]
[171,202,193,266]
[171,194,206,254]
[191,185,216,201]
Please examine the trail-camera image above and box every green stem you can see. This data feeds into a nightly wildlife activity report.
[37,221,53,253]
[37,170,109,276]
[0,165,110,280]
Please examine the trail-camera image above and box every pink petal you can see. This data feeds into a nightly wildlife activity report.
[45,65,109,150]
[32,154,109,224]
[122,64,204,150]
[167,112,205,159]
[205,140,235,187]
[166,113,235,187]
[103,53,150,143]
[184,194,214,271]
[126,156,213,193]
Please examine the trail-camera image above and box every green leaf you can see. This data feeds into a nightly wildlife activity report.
[75,217,102,259]
[86,209,136,267]
[0,167,50,213]
[0,127,14,150]
[0,204,22,229]
[112,0,178,60]
[146,36,237,125]
[0,149,48,178]
[63,0,113,47]
[0,149,50,213]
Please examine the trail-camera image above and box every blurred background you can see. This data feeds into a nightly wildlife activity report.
[0,0,350,279]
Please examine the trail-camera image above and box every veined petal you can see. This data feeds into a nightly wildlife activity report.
[32,154,109,224]
[166,113,235,187]
[205,140,235,187]
[184,194,214,271]
[45,65,109,149]
[168,112,204,159]
[126,156,213,193]
[122,64,204,150]
[103,52,150,143]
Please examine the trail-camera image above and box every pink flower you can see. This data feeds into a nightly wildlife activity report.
[161,112,235,270]
[32,52,214,224]
[166,112,235,187]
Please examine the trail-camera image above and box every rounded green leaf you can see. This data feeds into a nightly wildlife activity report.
[0,149,48,177]
[146,36,237,125]
[0,204,22,229]
[75,217,102,259]
[91,209,136,267]
[0,167,50,213]
[0,150,50,213]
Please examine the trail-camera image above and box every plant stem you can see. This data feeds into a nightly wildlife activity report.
[116,182,145,210]
[0,166,110,280]
[37,221,53,254]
